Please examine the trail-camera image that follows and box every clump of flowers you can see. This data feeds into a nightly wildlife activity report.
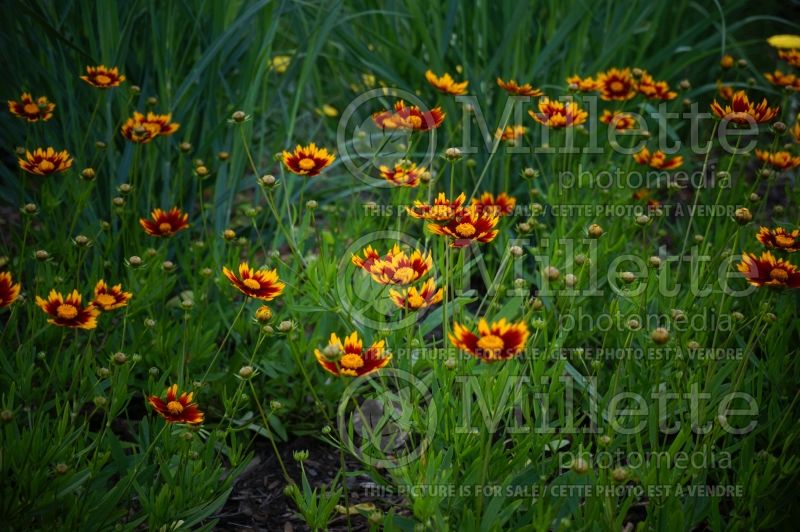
[528,98,588,128]
[755,149,800,171]
[471,192,517,216]
[379,160,426,187]
[633,147,683,170]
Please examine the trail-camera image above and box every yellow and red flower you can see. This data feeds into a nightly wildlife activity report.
[352,244,433,285]
[737,252,800,288]
[710,90,780,125]
[282,143,335,176]
[716,81,734,101]
[600,110,636,130]
[566,75,599,92]
[92,280,132,311]
[389,278,444,310]
[425,70,468,95]
[379,161,425,187]
[757,227,800,252]
[636,73,677,100]
[471,192,516,216]
[778,49,800,68]
[8,93,55,122]
[223,262,285,301]
[35,289,99,329]
[427,205,499,248]
[121,112,180,143]
[148,384,204,424]
[793,121,800,144]
[139,207,189,237]
[372,100,445,131]
[18,147,73,176]
[0,272,21,308]
[496,78,543,97]
[755,149,800,171]
[314,332,390,377]
[528,98,588,128]
[407,192,466,221]
[633,147,683,170]
[495,125,527,144]
[597,68,637,101]
[80,65,126,88]
[764,70,799,90]
[449,318,530,362]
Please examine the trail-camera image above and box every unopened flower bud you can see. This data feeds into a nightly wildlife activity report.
[588,224,604,238]
[651,327,670,345]
[232,110,246,122]
[112,352,127,365]
[35,250,49,261]
[81,168,96,181]
[239,365,254,379]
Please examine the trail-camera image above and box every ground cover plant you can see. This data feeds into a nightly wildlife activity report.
[1,0,800,530]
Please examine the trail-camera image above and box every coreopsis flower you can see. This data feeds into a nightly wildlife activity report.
[778,49,800,68]
[471,192,516,216]
[792,121,800,144]
[139,207,189,237]
[495,125,527,144]
[764,70,799,90]
[351,244,433,285]
[768,35,800,49]
[0,272,21,308]
[372,100,445,131]
[7,93,55,122]
[600,110,636,130]
[633,147,683,170]
[425,70,468,95]
[757,227,800,252]
[636,73,677,100]
[720,55,735,69]
[148,384,204,424]
[35,289,99,329]
[223,262,285,301]
[92,280,132,311]
[121,112,180,143]
[528,98,588,128]
[566,75,599,92]
[18,147,73,176]
[737,252,800,288]
[596,68,637,101]
[449,318,530,362]
[80,65,125,88]
[716,81,734,101]
[282,143,335,176]
[271,55,291,74]
[755,149,800,171]
[496,78,543,97]
[314,332,390,377]
[427,205,499,248]
[407,192,466,221]
[378,161,425,187]
[389,278,443,310]
[710,90,779,125]
[632,188,662,209]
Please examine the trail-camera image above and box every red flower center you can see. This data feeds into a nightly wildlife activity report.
[56,304,78,319]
